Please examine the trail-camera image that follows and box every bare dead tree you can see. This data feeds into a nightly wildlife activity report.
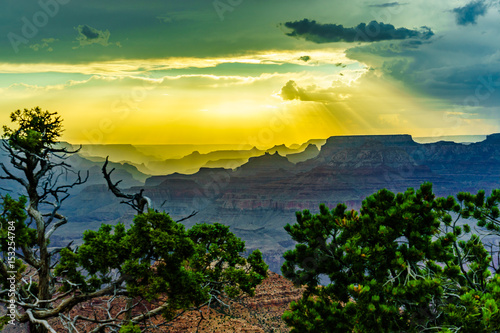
[0,109,266,333]
[176,211,198,222]
[102,156,151,214]
[101,155,199,326]
[102,156,198,222]
[0,108,88,333]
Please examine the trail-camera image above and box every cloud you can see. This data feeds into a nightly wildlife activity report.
[29,38,57,52]
[453,1,488,25]
[75,25,114,47]
[345,25,500,113]
[368,2,404,8]
[81,25,100,39]
[282,19,434,43]
[279,80,344,103]
[0,50,352,75]
[280,80,308,101]
[298,55,311,62]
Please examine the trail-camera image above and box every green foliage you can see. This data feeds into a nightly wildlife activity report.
[119,322,141,333]
[1,108,268,332]
[0,195,31,286]
[55,210,268,321]
[188,223,268,298]
[458,188,500,234]
[282,183,500,332]
[2,107,63,154]
[0,315,11,331]
[441,275,500,332]
[0,195,37,250]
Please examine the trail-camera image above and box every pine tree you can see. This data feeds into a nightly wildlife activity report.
[0,107,268,332]
[282,183,500,332]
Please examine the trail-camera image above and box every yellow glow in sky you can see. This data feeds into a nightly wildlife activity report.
[0,49,493,145]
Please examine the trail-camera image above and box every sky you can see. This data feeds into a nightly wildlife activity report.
[0,0,499,145]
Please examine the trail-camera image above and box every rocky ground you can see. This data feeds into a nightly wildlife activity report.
[1,271,303,332]
[160,271,303,333]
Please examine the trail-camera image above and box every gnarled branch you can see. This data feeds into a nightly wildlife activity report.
[102,156,151,214]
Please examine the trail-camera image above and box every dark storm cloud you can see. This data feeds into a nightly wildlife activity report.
[346,39,500,109]
[368,2,404,8]
[75,25,113,47]
[0,0,219,61]
[80,25,100,39]
[283,19,434,43]
[279,80,338,103]
[453,1,488,25]
[280,80,308,100]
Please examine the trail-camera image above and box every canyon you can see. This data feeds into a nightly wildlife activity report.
[48,134,500,273]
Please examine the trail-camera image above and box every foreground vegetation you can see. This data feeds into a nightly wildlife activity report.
[2,107,500,332]
[282,183,500,332]
[0,108,267,332]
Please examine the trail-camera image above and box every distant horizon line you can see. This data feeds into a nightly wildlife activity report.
[58,133,493,146]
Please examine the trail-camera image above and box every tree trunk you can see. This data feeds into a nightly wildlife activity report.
[29,203,51,333]
[38,247,51,310]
